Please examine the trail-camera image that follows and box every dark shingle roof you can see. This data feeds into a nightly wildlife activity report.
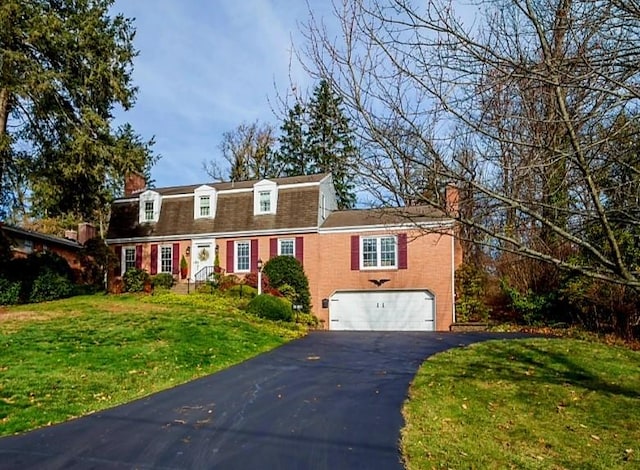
[320,205,449,229]
[107,185,321,240]
[1,224,83,249]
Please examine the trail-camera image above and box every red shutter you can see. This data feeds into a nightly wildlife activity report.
[226,240,234,273]
[295,237,304,265]
[135,245,142,269]
[270,238,277,258]
[351,236,359,270]
[113,246,122,276]
[250,239,258,271]
[172,243,180,275]
[150,244,158,275]
[398,233,408,270]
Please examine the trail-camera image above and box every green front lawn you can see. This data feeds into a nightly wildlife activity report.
[0,293,305,436]
[402,338,640,469]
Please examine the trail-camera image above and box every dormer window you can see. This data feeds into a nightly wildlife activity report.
[253,180,278,215]
[199,195,210,217]
[144,201,154,221]
[259,191,271,212]
[139,190,161,224]
[194,185,217,219]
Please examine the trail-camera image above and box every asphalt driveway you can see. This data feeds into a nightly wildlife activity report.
[0,331,525,469]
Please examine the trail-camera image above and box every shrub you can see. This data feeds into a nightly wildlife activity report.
[295,312,320,327]
[78,237,116,288]
[455,263,490,323]
[0,277,21,305]
[243,272,280,295]
[29,271,74,302]
[225,284,258,299]
[122,268,150,293]
[151,273,175,289]
[501,279,556,326]
[263,256,311,313]
[246,294,293,322]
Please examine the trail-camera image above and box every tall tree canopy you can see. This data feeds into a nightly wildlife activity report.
[0,0,157,221]
[278,80,357,209]
[204,120,279,182]
[302,0,640,289]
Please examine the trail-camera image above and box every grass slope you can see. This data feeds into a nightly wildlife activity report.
[402,338,639,469]
[0,293,305,436]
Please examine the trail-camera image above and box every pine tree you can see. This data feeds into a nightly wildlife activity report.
[277,102,309,176]
[277,80,357,209]
[0,0,156,220]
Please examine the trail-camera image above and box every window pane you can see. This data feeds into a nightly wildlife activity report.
[125,248,136,271]
[161,246,172,273]
[380,237,396,267]
[362,238,377,267]
[279,239,294,256]
[259,191,271,212]
[200,195,210,216]
[236,242,250,271]
[145,201,154,220]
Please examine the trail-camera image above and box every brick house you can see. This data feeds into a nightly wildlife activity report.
[106,173,461,331]
[1,223,95,273]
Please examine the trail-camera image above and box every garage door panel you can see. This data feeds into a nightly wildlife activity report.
[329,290,434,331]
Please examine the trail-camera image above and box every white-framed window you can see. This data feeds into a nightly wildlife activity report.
[160,245,172,273]
[253,180,278,215]
[123,247,136,274]
[278,238,295,257]
[361,236,397,269]
[199,195,210,217]
[194,185,216,219]
[144,201,154,221]
[235,241,250,272]
[139,190,161,223]
[259,191,271,213]
[24,239,34,254]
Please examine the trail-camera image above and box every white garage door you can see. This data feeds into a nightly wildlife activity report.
[329,290,435,331]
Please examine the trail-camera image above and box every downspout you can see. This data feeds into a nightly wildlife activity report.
[451,231,456,325]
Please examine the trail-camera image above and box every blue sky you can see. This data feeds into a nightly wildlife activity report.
[112,1,333,188]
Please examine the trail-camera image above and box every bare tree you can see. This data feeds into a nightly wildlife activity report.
[301,0,640,288]
[204,121,281,182]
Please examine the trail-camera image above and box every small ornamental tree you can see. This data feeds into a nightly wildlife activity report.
[263,256,311,313]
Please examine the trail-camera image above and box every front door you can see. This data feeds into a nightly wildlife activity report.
[191,239,215,281]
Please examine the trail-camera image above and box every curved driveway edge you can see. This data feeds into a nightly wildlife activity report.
[0,332,527,469]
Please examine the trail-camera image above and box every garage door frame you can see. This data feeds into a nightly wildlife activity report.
[328,288,436,331]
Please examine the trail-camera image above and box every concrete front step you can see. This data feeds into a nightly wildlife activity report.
[170,283,193,295]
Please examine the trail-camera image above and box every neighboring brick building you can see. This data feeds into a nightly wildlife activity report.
[106,173,461,331]
[0,223,96,273]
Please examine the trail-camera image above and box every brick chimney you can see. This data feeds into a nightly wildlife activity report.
[445,184,459,216]
[124,173,146,197]
[78,222,96,245]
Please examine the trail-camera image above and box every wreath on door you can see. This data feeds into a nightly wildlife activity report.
[198,247,210,262]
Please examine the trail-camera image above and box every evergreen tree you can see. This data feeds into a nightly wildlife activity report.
[277,102,309,176]
[0,0,156,220]
[305,80,357,209]
[277,80,357,209]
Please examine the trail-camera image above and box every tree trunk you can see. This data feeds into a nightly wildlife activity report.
[0,87,10,203]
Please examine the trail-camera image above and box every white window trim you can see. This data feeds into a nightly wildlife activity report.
[360,235,398,270]
[139,190,161,223]
[121,246,136,275]
[253,180,278,215]
[235,240,251,273]
[194,185,217,219]
[159,245,173,274]
[278,238,296,256]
